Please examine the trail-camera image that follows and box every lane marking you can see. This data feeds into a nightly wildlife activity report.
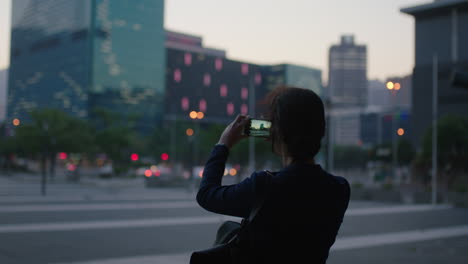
[55,225,468,264]
[0,216,240,233]
[0,193,195,204]
[0,202,452,214]
[57,252,192,264]
[332,224,468,250]
[345,204,453,216]
[0,204,458,234]
[0,201,199,212]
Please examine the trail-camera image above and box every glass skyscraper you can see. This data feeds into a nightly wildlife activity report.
[7,0,166,131]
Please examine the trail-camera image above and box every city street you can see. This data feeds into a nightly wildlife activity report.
[0,176,467,264]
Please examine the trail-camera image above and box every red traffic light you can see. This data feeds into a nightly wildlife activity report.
[59,152,67,160]
[161,153,169,161]
[130,153,139,161]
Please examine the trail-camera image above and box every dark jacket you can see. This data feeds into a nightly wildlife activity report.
[197,145,350,263]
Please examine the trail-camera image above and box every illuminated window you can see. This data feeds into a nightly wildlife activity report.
[199,99,207,112]
[215,58,223,71]
[220,84,228,97]
[241,104,248,115]
[203,73,211,86]
[181,97,189,110]
[241,64,249,75]
[184,53,192,66]
[255,73,262,85]
[174,69,182,83]
[241,87,248,100]
[227,102,234,116]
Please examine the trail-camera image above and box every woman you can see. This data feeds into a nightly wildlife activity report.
[196,86,350,263]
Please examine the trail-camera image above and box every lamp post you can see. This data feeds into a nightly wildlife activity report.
[432,54,438,205]
[188,111,204,192]
[386,81,402,183]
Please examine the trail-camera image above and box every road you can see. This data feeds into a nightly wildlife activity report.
[0,176,467,264]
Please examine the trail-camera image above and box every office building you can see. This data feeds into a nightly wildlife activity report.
[328,35,367,106]
[7,0,166,131]
[165,47,263,123]
[0,69,7,122]
[165,31,323,123]
[401,0,468,146]
[262,64,322,97]
[360,109,411,146]
[367,80,392,108]
[166,30,226,58]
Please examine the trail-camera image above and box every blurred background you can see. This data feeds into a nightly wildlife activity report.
[0,0,467,263]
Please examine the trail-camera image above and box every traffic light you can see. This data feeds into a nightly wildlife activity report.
[130,153,139,161]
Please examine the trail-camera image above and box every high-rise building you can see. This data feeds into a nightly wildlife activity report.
[0,69,7,122]
[7,0,166,131]
[367,79,392,108]
[165,47,263,123]
[164,31,323,123]
[262,64,322,97]
[328,35,367,106]
[166,30,226,58]
[401,0,468,146]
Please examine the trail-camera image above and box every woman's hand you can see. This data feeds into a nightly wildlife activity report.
[218,114,250,149]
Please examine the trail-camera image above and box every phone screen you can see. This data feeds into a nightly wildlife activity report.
[247,119,271,137]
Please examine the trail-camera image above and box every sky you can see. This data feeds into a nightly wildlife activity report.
[0,0,429,82]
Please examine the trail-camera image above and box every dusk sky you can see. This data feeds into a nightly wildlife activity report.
[0,0,428,82]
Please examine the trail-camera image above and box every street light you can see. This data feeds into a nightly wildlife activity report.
[189,111,198,119]
[397,128,405,136]
[187,111,204,192]
[386,81,394,90]
[12,118,20,126]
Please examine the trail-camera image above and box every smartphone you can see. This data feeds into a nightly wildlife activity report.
[243,119,272,137]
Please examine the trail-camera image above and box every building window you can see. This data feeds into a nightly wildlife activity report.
[227,102,234,116]
[30,37,61,53]
[241,87,248,100]
[184,53,192,66]
[215,58,223,71]
[220,84,228,97]
[71,29,88,41]
[241,104,248,115]
[241,64,249,75]
[12,48,21,58]
[95,28,110,38]
[174,69,182,83]
[255,73,262,85]
[203,73,211,86]
[199,99,207,112]
[181,97,189,111]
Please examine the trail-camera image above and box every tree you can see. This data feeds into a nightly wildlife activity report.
[91,108,143,176]
[397,139,415,166]
[334,145,369,169]
[14,109,94,181]
[420,115,468,190]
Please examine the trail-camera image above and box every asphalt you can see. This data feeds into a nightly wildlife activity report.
[0,173,467,264]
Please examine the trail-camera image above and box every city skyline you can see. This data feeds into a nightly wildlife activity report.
[0,0,427,82]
